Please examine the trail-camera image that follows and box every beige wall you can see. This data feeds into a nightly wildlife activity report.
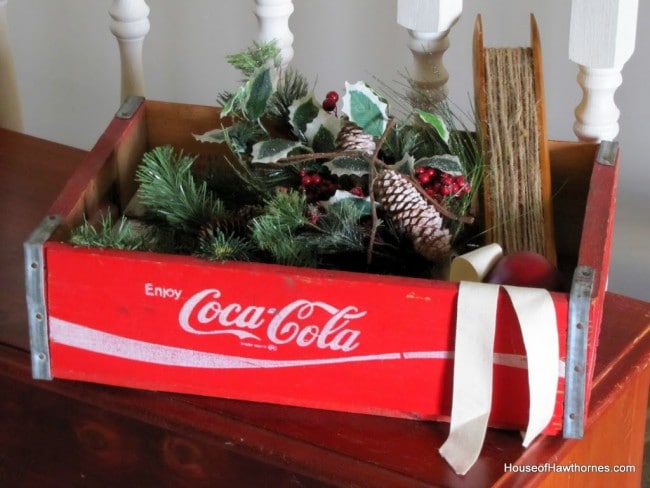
[7,0,649,301]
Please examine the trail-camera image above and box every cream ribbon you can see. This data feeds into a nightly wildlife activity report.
[439,281,559,475]
[439,281,499,475]
[503,285,559,447]
[448,243,503,282]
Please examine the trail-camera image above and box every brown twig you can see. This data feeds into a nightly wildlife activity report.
[367,118,396,265]
[260,150,367,167]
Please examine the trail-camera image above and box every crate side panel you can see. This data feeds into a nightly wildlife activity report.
[115,106,148,211]
[47,103,148,232]
[44,243,458,419]
[577,151,619,415]
[144,101,228,157]
[549,141,599,273]
[43,242,567,432]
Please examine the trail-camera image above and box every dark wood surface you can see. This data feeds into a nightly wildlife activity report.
[1,127,649,487]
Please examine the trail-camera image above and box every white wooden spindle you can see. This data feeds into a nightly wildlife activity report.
[569,0,639,142]
[109,0,150,101]
[254,0,294,67]
[0,0,23,131]
[397,0,463,103]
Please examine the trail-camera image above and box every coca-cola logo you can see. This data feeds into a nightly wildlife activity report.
[178,289,366,352]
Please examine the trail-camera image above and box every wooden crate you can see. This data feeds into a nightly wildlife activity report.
[25,98,618,437]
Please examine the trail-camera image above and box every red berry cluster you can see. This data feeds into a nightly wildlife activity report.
[322,91,339,112]
[348,186,366,197]
[415,166,471,201]
[299,168,338,202]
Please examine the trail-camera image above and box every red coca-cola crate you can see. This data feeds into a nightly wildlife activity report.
[24,97,618,438]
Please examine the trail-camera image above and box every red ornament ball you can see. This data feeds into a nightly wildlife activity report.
[486,251,564,291]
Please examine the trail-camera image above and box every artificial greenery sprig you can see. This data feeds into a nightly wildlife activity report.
[226,41,281,78]
[250,190,315,266]
[195,227,255,262]
[135,145,225,232]
[70,214,150,251]
[250,190,369,268]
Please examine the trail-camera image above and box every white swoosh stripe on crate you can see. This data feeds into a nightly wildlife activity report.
[50,317,403,368]
[49,317,564,374]
[404,351,526,370]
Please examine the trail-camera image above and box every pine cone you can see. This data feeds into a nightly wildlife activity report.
[335,121,377,156]
[374,169,451,262]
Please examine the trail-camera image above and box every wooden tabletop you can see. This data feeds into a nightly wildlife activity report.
[0,128,86,350]
[1,127,649,487]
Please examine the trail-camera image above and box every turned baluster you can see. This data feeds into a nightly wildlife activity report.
[397,0,463,105]
[253,0,294,67]
[109,0,150,101]
[569,0,639,142]
[0,0,23,131]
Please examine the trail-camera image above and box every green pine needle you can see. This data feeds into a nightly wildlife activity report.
[250,193,371,267]
[70,214,150,251]
[226,41,281,77]
[224,121,266,154]
[311,200,367,255]
[381,122,423,164]
[135,146,225,231]
[250,191,317,267]
[268,67,310,120]
[196,227,255,262]
[258,190,310,229]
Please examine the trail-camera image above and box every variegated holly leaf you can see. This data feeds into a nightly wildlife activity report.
[193,127,227,144]
[193,123,254,154]
[244,67,276,121]
[341,81,389,138]
[220,85,245,119]
[414,154,464,176]
[288,94,321,135]
[323,156,369,177]
[251,139,308,164]
[416,109,450,143]
[324,190,373,217]
[392,154,416,175]
[304,110,341,152]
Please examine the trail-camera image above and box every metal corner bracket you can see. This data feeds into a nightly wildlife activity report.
[24,215,63,380]
[115,95,145,120]
[596,140,619,166]
[562,265,595,439]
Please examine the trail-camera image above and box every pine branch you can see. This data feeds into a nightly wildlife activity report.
[135,146,225,231]
[250,191,318,267]
[226,41,281,77]
[70,214,150,251]
[217,90,235,110]
[224,121,266,154]
[268,67,310,120]
[196,227,255,262]
[381,122,423,164]
[310,200,367,255]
